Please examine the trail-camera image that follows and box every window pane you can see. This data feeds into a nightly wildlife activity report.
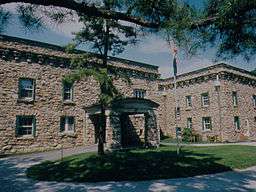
[60,116,75,133]
[234,116,240,129]
[63,83,73,101]
[186,96,192,107]
[60,117,65,132]
[232,92,238,106]
[202,93,209,106]
[203,117,212,130]
[17,116,34,136]
[19,79,34,99]
[133,89,146,98]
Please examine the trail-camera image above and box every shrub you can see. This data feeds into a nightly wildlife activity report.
[182,128,192,142]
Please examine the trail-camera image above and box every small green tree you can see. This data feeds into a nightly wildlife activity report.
[64,0,137,155]
[182,128,192,143]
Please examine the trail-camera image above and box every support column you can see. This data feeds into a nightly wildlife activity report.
[105,110,122,149]
[145,110,160,147]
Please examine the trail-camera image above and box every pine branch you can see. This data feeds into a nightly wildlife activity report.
[0,0,160,28]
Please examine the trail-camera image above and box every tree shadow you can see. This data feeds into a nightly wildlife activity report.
[27,148,232,183]
[1,148,256,191]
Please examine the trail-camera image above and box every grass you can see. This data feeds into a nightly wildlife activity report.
[26,145,256,182]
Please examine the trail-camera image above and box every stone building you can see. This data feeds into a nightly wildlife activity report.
[158,64,256,142]
[0,35,256,154]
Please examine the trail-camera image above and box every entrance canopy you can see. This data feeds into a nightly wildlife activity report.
[84,98,159,115]
[84,98,160,149]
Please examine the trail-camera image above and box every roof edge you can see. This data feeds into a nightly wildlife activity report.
[0,34,159,70]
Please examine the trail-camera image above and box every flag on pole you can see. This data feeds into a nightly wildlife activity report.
[172,47,178,77]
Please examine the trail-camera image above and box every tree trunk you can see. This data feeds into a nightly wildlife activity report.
[97,17,110,156]
[98,104,106,156]
[103,19,110,68]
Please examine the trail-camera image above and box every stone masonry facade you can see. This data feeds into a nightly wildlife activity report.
[0,35,256,154]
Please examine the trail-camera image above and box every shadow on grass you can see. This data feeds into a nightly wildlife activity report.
[26,147,232,183]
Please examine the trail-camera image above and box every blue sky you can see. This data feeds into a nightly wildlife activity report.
[1,1,255,78]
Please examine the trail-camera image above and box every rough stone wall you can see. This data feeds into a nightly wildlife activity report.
[0,60,160,154]
[159,79,223,141]
[220,80,256,142]
[158,71,256,142]
[0,59,100,154]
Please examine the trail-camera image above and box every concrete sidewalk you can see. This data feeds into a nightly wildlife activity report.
[161,141,256,147]
[1,144,256,192]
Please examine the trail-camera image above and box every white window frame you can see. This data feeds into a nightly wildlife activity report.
[133,89,146,98]
[19,78,35,100]
[61,116,75,133]
[187,118,192,129]
[232,91,238,107]
[176,107,181,118]
[63,83,73,101]
[201,93,210,107]
[186,95,192,108]
[253,95,256,108]
[234,116,240,130]
[16,116,35,137]
[202,117,212,130]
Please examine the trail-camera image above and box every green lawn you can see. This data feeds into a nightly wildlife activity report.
[26,145,256,182]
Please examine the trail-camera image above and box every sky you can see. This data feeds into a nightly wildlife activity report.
[1,1,255,78]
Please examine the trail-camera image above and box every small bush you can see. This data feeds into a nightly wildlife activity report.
[182,128,192,142]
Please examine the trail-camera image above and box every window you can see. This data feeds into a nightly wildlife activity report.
[63,83,73,101]
[187,118,192,129]
[234,116,240,130]
[232,92,238,107]
[60,116,75,133]
[201,93,210,107]
[253,95,256,108]
[186,96,192,108]
[202,117,212,130]
[16,116,35,137]
[133,89,146,98]
[18,78,35,100]
[175,107,181,118]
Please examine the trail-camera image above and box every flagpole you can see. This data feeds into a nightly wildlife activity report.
[173,51,180,156]
[167,39,180,156]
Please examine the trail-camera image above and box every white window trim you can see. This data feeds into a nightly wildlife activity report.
[186,96,192,108]
[201,93,209,107]
[63,84,73,102]
[253,95,256,108]
[187,118,192,129]
[62,117,75,133]
[232,92,238,107]
[19,79,35,100]
[234,117,240,130]
[17,116,35,137]
[134,89,146,98]
[202,117,212,130]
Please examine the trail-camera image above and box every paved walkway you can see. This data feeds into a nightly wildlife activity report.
[1,144,256,192]
[161,141,256,147]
